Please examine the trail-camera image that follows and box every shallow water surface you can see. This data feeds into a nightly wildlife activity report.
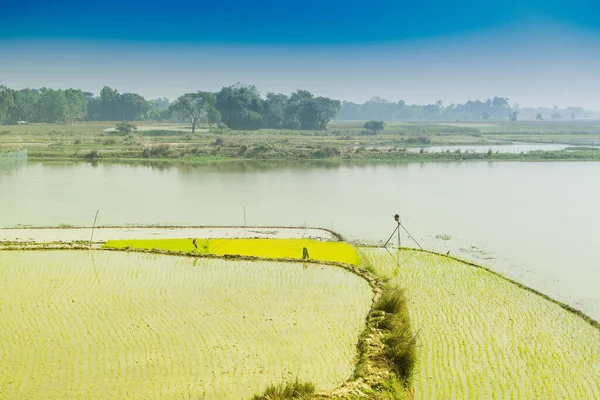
[1,160,600,320]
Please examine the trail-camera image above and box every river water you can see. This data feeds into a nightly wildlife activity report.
[1,160,599,321]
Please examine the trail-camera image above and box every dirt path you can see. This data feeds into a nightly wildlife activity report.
[0,226,337,244]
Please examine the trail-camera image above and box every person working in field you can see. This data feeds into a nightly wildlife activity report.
[192,238,198,249]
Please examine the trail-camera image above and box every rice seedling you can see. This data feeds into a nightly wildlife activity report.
[360,247,600,399]
[0,250,372,399]
[103,238,360,265]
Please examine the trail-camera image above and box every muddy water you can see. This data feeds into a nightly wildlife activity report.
[1,160,599,320]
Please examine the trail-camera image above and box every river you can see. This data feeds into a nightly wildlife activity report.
[1,160,599,321]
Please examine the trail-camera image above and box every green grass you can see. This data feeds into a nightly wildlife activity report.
[3,121,600,162]
[251,378,315,400]
[374,286,417,382]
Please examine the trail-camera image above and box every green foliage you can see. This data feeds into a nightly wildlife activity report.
[364,120,385,134]
[536,112,543,120]
[216,83,264,130]
[169,91,216,133]
[141,144,171,158]
[251,378,315,400]
[206,106,221,131]
[0,85,13,124]
[375,286,417,382]
[285,90,341,130]
[375,287,408,315]
[115,121,137,135]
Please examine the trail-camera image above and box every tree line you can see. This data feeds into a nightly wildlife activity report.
[0,83,341,131]
[338,97,597,121]
[1,83,596,128]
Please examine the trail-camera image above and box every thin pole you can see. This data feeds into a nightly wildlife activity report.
[90,209,99,246]
[397,222,401,248]
[383,224,399,247]
[243,207,247,227]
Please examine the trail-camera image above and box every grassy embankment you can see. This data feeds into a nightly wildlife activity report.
[2,121,600,163]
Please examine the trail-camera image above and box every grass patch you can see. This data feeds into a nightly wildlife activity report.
[375,286,417,382]
[102,238,360,265]
[251,378,315,400]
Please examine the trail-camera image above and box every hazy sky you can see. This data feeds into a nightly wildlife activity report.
[1,1,600,109]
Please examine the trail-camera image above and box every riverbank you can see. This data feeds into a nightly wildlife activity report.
[26,147,600,163]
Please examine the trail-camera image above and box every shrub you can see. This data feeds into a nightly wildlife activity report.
[375,286,417,382]
[115,121,137,135]
[84,150,99,159]
[251,378,315,400]
[364,120,386,134]
[312,146,340,158]
[141,144,171,158]
[375,287,408,315]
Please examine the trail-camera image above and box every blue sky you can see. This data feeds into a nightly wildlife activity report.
[2,1,600,108]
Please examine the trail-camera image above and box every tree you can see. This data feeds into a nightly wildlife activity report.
[0,85,14,124]
[508,110,519,122]
[37,89,68,123]
[551,112,562,120]
[120,93,150,121]
[169,91,215,133]
[115,121,137,135]
[263,92,289,129]
[481,111,490,120]
[364,120,385,134]
[216,83,263,130]
[206,107,221,132]
[284,90,341,130]
[536,112,543,120]
[64,89,87,124]
[99,86,120,120]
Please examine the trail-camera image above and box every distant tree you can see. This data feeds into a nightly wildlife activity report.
[206,107,221,132]
[263,92,289,129]
[216,83,263,130]
[99,86,120,120]
[119,92,150,121]
[481,111,490,120]
[0,85,14,124]
[364,120,385,134]
[169,91,216,133]
[37,88,69,123]
[508,110,519,122]
[285,90,341,130]
[551,112,562,120]
[536,112,543,120]
[115,121,137,135]
[435,100,444,108]
[64,89,87,124]
[7,88,39,123]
